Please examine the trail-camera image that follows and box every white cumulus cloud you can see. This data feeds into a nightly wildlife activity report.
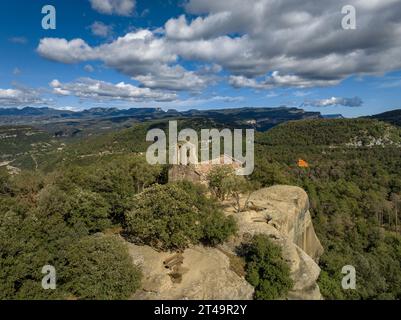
[50,78,177,102]
[90,21,113,38]
[0,87,48,106]
[37,0,401,92]
[89,0,135,16]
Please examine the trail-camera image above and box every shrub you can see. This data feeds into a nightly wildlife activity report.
[243,235,293,300]
[0,169,11,195]
[0,210,75,300]
[202,211,237,246]
[0,209,139,300]
[37,186,111,233]
[124,181,236,250]
[63,235,142,300]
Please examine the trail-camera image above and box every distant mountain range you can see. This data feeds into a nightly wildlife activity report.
[2,106,400,137]
[0,106,165,119]
[0,106,322,132]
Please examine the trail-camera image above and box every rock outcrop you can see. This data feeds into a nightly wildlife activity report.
[246,185,324,262]
[127,185,324,300]
[222,185,324,300]
[128,244,254,300]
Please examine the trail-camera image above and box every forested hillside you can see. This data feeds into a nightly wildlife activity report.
[368,109,401,127]
[252,119,401,299]
[1,116,401,300]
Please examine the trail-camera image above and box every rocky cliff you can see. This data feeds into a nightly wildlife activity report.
[222,185,324,300]
[127,185,324,300]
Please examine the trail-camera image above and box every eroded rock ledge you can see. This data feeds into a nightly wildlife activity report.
[128,185,324,300]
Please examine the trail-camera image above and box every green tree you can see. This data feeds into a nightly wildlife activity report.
[207,166,259,212]
[127,155,163,193]
[0,209,77,300]
[207,165,235,200]
[0,169,11,195]
[242,235,293,300]
[224,175,259,213]
[124,182,236,250]
[37,186,111,233]
[63,235,142,300]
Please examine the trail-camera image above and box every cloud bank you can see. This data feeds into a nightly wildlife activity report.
[33,0,401,107]
[50,78,177,102]
[0,87,48,106]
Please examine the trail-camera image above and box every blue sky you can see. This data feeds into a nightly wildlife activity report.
[1,0,401,117]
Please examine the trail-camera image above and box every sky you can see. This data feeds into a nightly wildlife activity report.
[1,0,401,117]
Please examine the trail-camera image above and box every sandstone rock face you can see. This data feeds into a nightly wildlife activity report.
[127,185,324,300]
[249,186,324,261]
[128,244,254,300]
[222,185,324,300]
